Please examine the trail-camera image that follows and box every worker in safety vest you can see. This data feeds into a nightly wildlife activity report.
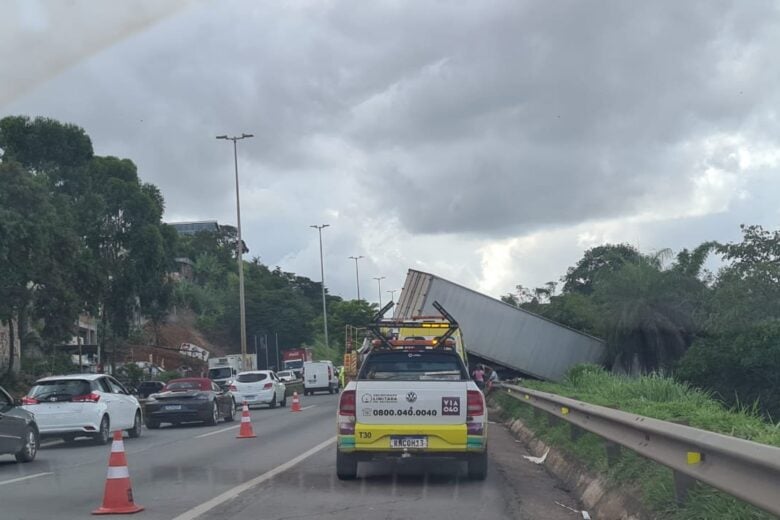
[338,366,346,388]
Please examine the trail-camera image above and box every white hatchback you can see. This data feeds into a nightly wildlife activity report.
[229,371,286,409]
[22,374,143,444]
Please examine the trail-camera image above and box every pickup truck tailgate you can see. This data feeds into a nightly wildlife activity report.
[355,381,467,425]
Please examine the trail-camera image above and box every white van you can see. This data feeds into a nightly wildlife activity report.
[303,361,338,395]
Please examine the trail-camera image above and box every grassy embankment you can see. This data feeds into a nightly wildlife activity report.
[493,365,780,520]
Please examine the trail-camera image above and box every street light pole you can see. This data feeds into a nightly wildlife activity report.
[373,276,386,307]
[348,256,364,300]
[310,224,330,347]
[387,289,398,303]
[217,133,254,369]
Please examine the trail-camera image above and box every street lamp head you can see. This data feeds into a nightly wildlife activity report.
[216,135,228,140]
[242,133,254,139]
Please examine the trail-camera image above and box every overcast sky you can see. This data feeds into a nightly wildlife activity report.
[3,0,780,303]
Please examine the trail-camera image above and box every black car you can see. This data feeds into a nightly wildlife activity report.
[144,378,235,429]
[135,381,165,399]
[0,385,39,462]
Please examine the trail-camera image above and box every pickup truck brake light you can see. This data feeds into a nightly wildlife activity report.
[466,390,485,435]
[338,390,356,434]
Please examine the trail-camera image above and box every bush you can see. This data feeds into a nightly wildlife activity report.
[677,322,780,421]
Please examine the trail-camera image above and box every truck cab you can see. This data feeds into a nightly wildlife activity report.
[336,302,487,480]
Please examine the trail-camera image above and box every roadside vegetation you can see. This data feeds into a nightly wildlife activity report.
[493,365,779,520]
[503,229,780,421]
[0,115,372,389]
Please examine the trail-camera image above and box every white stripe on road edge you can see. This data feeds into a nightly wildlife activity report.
[171,436,336,520]
[194,425,240,439]
[0,472,53,487]
[299,405,316,411]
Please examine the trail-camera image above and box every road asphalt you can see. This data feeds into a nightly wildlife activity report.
[0,392,579,519]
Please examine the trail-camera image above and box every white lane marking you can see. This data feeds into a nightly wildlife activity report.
[299,405,316,411]
[171,436,336,520]
[194,425,240,439]
[0,472,53,486]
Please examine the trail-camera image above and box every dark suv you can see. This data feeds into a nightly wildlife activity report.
[0,385,39,462]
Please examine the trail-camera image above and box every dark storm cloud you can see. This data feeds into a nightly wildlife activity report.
[5,0,780,296]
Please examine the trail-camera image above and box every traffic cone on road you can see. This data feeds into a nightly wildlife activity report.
[291,391,302,412]
[237,401,257,438]
[92,431,144,515]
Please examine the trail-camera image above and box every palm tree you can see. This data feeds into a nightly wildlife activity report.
[593,252,705,373]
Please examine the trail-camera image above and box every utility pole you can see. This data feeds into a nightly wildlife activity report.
[216,133,254,369]
[373,276,386,307]
[310,224,330,347]
[387,289,398,303]
[348,255,364,300]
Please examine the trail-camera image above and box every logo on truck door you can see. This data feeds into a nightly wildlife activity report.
[441,397,461,415]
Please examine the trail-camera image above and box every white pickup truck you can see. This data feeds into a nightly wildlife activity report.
[336,342,487,480]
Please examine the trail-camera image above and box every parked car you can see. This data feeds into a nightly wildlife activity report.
[303,360,339,395]
[229,371,287,408]
[22,374,142,445]
[144,378,235,429]
[135,381,165,399]
[276,370,297,383]
[0,385,39,463]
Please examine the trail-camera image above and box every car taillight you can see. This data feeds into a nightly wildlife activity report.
[229,385,237,392]
[338,390,356,434]
[263,382,273,389]
[72,392,101,403]
[328,366,332,379]
[21,396,39,405]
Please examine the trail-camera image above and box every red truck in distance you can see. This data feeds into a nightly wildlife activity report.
[282,348,313,371]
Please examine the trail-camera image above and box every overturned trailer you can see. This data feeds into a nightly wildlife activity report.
[395,269,605,381]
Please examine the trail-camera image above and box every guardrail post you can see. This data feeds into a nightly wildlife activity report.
[673,471,696,505]
[547,413,560,427]
[604,441,621,467]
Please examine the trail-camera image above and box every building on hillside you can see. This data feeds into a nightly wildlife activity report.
[169,220,220,236]
[0,320,21,373]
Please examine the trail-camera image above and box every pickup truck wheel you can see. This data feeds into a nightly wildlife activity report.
[467,451,488,480]
[336,451,358,480]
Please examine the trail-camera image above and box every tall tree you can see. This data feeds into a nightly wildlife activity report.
[562,243,643,295]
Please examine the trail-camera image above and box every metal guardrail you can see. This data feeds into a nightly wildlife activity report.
[497,383,780,516]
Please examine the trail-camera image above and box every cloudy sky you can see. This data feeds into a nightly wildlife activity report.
[3,0,780,303]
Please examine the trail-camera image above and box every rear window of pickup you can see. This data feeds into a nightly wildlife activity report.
[358,351,468,381]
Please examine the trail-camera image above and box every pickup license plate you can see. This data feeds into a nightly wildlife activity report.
[390,436,428,449]
[165,405,181,411]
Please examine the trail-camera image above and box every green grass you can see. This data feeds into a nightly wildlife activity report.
[493,365,779,520]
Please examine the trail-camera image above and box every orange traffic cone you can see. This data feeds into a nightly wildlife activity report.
[291,391,301,412]
[92,431,144,515]
[237,401,256,438]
